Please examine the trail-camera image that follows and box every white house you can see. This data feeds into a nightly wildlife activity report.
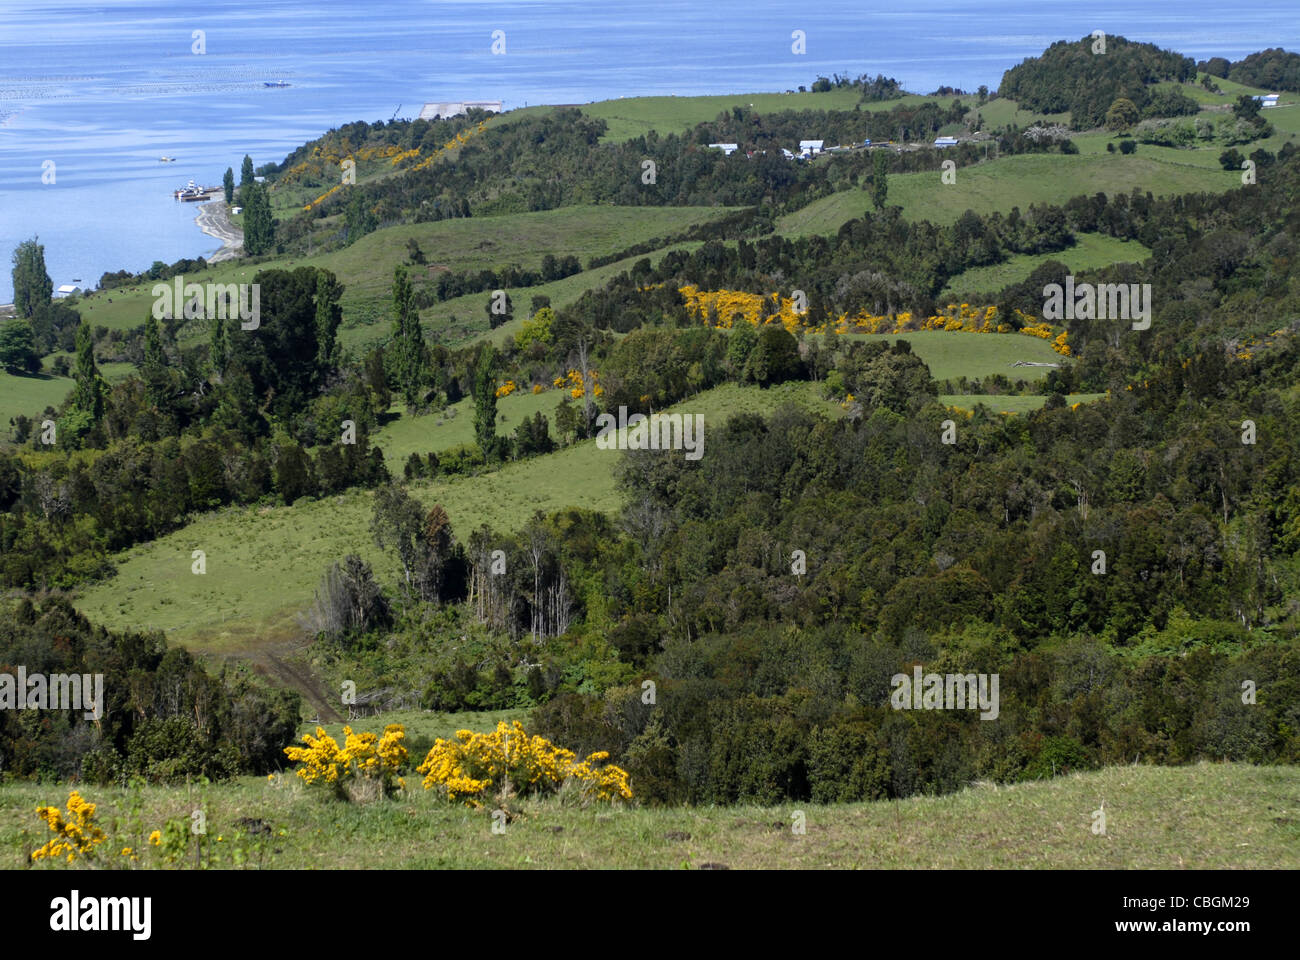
[419,100,503,119]
[55,284,82,298]
[708,142,739,156]
[781,148,796,159]
[934,136,960,148]
[798,139,824,158]
[1254,94,1280,108]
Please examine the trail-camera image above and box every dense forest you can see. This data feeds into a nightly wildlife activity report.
[0,597,300,782]
[1201,48,1300,92]
[1000,35,1197,128]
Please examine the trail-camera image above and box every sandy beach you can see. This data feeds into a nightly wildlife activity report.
[194,199,243,262]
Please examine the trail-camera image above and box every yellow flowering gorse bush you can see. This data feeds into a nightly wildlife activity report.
[417,720,632,805]
[553,368,603,399]
[679,287,1071,355]
[284,724,408,796]
[31,791,107,863]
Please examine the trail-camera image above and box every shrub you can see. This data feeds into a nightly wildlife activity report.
[284,724,408,800]
[31,791,107,864]
[1021,735,1092,780]
[417,720,631,806]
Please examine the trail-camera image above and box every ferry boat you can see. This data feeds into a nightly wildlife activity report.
[173,178,217,201]
[263,80,290,88]
[159,155,176,162]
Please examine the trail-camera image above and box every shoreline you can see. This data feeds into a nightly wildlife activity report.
[194,199,243,263]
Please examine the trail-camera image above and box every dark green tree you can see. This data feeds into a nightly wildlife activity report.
[0,318,40,373]
[209,314,228,377]
[142,313,169,407]
[69,321,106,423]
[11,238,53,319]
[472,341,499,458]
[239,154,255,190]
[390,265,424,406]
[223,167,235,204]
[872,150,888,211]
[314,269,343,372]
[242,182,274,255]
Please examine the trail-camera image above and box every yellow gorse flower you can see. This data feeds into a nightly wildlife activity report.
[678,289,1072,355]
[416,720,631,805]
[284,724,409,792]
[30,791,107,863]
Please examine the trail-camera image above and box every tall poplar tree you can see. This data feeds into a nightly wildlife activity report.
[314,269,343,372]
[10,238,53,319]
[70,321,105,422]
[242,182,274,255]
[142,313,168,407]
[473,341,499,458]
[872,150,889,211]
[390,265,423,406]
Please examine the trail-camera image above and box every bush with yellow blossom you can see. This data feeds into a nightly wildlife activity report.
[284,724,408,799]
[417,720,631,806]
[553,368,602,400]
[30,791,107,864]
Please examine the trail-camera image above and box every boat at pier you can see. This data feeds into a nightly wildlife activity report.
[173,178,218,201]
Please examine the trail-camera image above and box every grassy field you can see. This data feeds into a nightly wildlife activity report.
[1,360,163,443]
[846,330,1066,382]
[777,151,1235,236]
[374,388,557,465]
[3,761,1295,869]
[0,371,72,430]
[360,239,708,353]
[74,381,834,651]
[941,393,1106,414]
[940,233,1151,298]
[563,88,932,142]
[70,205,735,336]
[968,97,1070,131]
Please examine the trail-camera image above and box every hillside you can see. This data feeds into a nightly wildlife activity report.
[5,29,1300,872]
[5,762,1296,869]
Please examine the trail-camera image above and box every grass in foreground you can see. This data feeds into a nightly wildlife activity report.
[2,762,1295,869]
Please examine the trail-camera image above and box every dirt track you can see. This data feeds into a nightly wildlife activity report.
[235,639,343,722]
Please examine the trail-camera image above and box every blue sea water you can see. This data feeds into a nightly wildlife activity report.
[1,0,1297,303]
